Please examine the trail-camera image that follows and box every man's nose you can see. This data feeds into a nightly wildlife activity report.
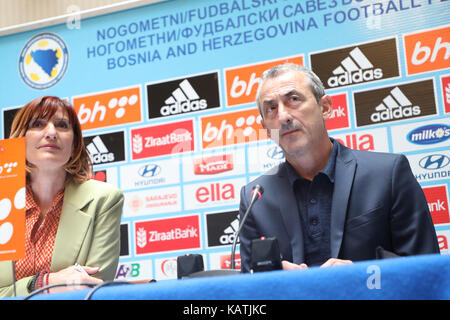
[278,103,292,125]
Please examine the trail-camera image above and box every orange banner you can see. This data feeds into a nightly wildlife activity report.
[0,137,26,261]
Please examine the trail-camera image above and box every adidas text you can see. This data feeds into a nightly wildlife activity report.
[160,99,207,116]
[370,106,421,122]
[328,68,383,87]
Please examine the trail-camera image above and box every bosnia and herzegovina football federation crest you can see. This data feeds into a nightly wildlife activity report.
[18,32,69,90]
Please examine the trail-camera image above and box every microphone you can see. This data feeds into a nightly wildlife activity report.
[231,184,264,270]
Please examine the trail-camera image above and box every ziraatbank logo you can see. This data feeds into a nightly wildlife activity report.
[407,124,450,145]
[310,38,399,89]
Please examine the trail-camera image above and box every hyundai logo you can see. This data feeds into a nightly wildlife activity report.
[419,154,450,170]
[266,146,285,160]
[138,164,161,177]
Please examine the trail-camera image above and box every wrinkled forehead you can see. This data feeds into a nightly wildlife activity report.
[259,71,312,101]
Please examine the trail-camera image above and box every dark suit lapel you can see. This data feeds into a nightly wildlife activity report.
[330,144,356,258]
[276,163,305,264]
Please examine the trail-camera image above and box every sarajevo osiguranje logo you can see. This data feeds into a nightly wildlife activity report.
[310,38,400,89]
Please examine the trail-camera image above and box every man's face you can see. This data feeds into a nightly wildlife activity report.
[259,70,332,158]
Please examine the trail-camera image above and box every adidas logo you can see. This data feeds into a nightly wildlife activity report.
[86,136,114,164]
[161,79,207,116]
[219,218,240,245]
[327,47,383,87]
[370,87,421,122]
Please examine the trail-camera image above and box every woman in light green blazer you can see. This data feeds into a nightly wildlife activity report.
[0,97,124,298]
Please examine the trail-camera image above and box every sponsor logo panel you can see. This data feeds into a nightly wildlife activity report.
[247,143,285,174]
[403,25,449,75]
[407,150,450,182]
[200,108,268,150]
[310,38,400,89]
[120,158,180,190]
[423,185,450,225]
[182,148,246,182]
[123,186,181,218]
[146,72,221,119]
[134,215,201,255]
[131,120,195,160]
[441,75,450,114]
[326,93,350,131]
[436,229,450,254]
[205,210,240,248]
[154,257,178,280]
[92,167,118,188]
[353,79,437,127]
[73,86,142,131]
[209,251,241,270]
[120,223,130,257]
[331,127,389,152]
[115,259,153,282]
[2,107,21,139]
[391,119,450,153]
[224,55,304,107]
[83,131,126,165]
[183,178,246,211]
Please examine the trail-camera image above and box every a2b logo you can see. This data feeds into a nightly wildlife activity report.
[224,55,304,107]
[404,25,449,75]
[73,86,142,130]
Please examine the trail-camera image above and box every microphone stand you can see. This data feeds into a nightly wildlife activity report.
[230,186,262,270]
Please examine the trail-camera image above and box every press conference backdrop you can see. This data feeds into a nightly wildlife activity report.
[0,0,449,282]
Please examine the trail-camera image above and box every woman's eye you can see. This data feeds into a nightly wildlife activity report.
[29,119,44,128]
[55,120,69,128]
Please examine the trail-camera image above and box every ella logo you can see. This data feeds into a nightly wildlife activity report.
[407,124,450,145]
[73,86,142,130]
[193,154,233,175]
[224,55,304,107]
[200,108,268,149]
[423,185,449,225]
[404,25,449,75]
[196,183,235,203]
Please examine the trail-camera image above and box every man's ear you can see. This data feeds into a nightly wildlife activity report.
[261,118,271,139]
[320,95,333,121]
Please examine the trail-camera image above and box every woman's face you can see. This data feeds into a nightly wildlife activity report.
[25,107,74,172]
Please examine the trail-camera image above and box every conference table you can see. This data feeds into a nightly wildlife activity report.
[17,253,450,300]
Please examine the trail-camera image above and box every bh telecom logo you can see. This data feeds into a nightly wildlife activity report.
[408,124,450,145]
[18,32,69,90]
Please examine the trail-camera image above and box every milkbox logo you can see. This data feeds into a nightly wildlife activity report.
[403,25,449,76]
[83,131,126,165]
[224,55,304,107]
[73,85,142,131]
[131,120,194,160]
[134,215,201,255]
[310,38,399,89]
[441,75,450,114]
[206,210,240,247]
[325,93,350,131]
[353,79,437,127]
[423,185,449,225]
[200,108,268,150]
[147,72,220,119]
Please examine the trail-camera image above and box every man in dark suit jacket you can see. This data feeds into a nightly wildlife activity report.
[238,64,439,273]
